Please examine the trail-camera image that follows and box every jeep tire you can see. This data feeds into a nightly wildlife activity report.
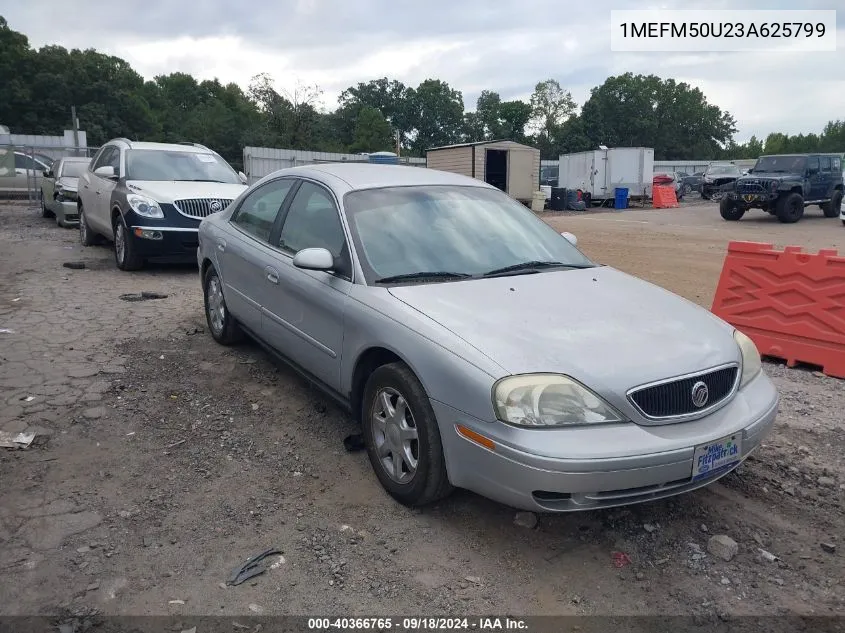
[776,192,804,224]
[719,198,745,221]
[822,190,842,218]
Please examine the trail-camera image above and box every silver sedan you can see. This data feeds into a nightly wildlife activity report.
[196,164,778,512]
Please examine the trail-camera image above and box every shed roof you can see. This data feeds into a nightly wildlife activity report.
[426,140,537,152]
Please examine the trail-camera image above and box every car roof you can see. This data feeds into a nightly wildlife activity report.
[277,162,494,192]
[120,141,212,153]
[60,156,91,162]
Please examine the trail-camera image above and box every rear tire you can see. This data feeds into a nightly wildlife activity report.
[776,192,804,224]
[361,362,453,507]
[719,198,745,221]
[113,214,143,271]
[202,266,243,345]
[822,190,842,218]
[79,204,96,246]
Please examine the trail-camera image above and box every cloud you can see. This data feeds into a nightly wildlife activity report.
[3,0,843,141]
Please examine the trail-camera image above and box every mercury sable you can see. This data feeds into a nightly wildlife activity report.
[196,163,778,511]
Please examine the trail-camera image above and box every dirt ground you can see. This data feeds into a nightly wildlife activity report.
[0,199,843,625]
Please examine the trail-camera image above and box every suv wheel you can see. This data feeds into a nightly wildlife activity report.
[776,192,804,223]
[79,204,96,246]
[361,362,453,507]
[113,215,143,271]
[719,198,745,221]
[822,190,842,218]
[202,266,242,345]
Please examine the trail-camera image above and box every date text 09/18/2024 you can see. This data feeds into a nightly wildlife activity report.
[307,617,529,631]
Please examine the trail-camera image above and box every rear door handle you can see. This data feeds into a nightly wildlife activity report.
[265,266,279,285]
[216,239,226,252]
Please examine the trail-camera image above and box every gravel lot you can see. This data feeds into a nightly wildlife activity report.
[0,199,843,623]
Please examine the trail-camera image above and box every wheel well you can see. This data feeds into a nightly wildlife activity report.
[835,184,843,192]
[350,347,403,421]
[111,206,121,224]
[790,186,803,195]
[200,258,213,280]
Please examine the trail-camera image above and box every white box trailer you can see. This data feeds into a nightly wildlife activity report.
[558,147,654,202]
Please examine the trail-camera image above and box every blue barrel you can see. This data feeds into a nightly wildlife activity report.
[368,152,399,164]
[614,187,629,209]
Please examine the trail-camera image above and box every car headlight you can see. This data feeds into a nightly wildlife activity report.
[126,193,164,219]
[493,374,624,427]
[734,330,762,388]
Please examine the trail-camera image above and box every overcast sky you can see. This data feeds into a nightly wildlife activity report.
[4,0,844,142]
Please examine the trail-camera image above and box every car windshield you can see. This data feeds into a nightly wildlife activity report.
[60,161,87,178]
[706,165,739,175]
[753,155,806,173]
[125,149,240,183]
[343,185,595,283]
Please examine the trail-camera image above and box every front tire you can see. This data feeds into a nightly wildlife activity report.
[776,192,804,223]
[720,198,745,221]
[113,215,143,271]
[40,193,53,218]
[203,266,242,345]
[362,362,453,507]
[823,190,842,218]
[79,204,96,246]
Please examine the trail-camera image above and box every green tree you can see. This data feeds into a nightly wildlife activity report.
[407,79,465,154]
[338,78,412,150]
[498,100,532,142]
[580,73,737,160]
[529,79,576,148]
[349,106,393,153]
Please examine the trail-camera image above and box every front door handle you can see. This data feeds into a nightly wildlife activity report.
[95,190,101,196]
[265,266,279,285]
[216,239,226,252]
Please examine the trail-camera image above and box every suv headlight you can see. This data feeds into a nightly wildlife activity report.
[493,374,623,427]
[734,330,762,388]
[126,193,164,219]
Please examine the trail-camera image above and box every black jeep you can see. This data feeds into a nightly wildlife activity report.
[719,153,843,223]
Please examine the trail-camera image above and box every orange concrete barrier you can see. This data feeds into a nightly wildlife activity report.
[652,185,679,208]
[711,241,845,378]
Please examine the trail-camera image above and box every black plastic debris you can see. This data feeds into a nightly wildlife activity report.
[343,433,365,452]
[226,548,282,586]
[119,292,169,302]
[63,262,86,269]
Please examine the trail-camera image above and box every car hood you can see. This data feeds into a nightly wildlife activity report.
[126,180,247,204]
[387,266,738,395]
[738,172,795,181]
[57,176,78,190]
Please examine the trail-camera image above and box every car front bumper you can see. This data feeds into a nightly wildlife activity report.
[56,200,79,225]
[435,372,779,512]
[129,226,200,261]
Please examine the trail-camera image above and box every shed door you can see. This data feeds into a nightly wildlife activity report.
[507,150,534,200]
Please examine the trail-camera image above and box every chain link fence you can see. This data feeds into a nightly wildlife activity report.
[0,145,98,205]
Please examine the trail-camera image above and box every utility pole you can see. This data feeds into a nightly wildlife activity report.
[71,106,80,155]
[395,130,401,157]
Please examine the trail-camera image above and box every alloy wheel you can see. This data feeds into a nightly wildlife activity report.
[115,222,126,264]
[206,276,226,335]
[371,387,419,484]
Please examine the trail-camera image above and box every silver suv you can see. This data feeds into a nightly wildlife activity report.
[77,139,248,270]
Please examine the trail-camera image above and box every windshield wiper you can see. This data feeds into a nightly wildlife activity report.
[482,261,593,277]
[374,271,472,284]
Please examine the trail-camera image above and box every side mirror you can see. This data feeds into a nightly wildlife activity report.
[808,168,819,176]
[292,247,334,271]
[43,169,52,178]
[238,171,248,184]
[94,165,116,179]
[561,231,577,246]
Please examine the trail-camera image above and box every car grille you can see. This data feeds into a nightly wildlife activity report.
[628,365,739,420]
[173,198,233,219]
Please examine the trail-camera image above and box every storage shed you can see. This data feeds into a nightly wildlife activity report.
[425,140,540,203]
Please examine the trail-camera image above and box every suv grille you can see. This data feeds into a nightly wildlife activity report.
[628,365,739,420]
[174,198,233,219]
[737,179,770,194]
